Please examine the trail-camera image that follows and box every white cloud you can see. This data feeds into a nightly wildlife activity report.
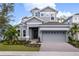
[0,0,78,3]
[24,3,73,18]
[57,11,73,17]
[31,3,56,9]
[24,3,56,11]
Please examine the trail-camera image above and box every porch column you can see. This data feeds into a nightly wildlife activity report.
[26,26,29,40]
[19,26,22,40]
[39,29,42,42]
[38,28,40,38]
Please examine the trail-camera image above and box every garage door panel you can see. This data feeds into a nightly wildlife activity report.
[42,31,66,43]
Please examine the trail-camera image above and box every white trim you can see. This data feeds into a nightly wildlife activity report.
[40,6,57,12]
[26,36,30,38]
[26,16,44,22]
[27,23,42,24]
[40,28,69,31]
[40,24,70,28]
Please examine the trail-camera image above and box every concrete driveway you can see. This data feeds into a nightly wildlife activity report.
[40,42,79,52]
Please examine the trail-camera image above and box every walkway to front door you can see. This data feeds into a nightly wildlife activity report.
[40,42,79,52]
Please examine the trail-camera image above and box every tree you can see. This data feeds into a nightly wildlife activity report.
[0,3,14,39]
[58,15,67,23]
[0,3,14,28]
[3,25,19,44]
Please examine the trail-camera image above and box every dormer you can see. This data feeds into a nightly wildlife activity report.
[31,8,40,17]
[40,6,58,22]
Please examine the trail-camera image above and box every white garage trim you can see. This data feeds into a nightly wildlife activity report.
[40,28,69,31]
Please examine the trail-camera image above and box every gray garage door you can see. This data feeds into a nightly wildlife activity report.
[42,31,66,43]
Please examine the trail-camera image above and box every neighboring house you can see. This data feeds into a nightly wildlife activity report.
[64,13,79,24]
[17,6,71,43]
[64,13,79,40]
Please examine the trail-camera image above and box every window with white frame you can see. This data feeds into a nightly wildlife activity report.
[35,13,38,16]
[51,16,54,20]
[75,17,77,20]
[23,30,26,37]
[35,12,40,16]
[17,30,20,36]
[41,13,44,16]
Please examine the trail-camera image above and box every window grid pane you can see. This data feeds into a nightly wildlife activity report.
[17,30,20,36]
[23,30,26,37]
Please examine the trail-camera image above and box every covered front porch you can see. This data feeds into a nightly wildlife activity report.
[26,24,41,43]
[29,27,39,39]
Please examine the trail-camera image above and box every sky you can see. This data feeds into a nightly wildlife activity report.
[10,3,79,25]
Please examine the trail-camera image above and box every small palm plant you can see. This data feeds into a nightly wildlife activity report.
[3,25,19,45]
[68,23,79,46]
[72,23,79,40]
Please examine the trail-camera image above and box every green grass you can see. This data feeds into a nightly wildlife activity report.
[0,44,40,51]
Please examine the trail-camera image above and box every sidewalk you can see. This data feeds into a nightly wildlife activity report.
[0,51,79,56]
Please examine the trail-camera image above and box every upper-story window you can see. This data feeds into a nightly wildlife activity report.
[35,12,40,16]
[41,13,44,16]
[35,13,38,16]
[74,17,79,20]
[51,16,54,20]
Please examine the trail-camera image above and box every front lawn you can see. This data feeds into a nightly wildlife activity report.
[0,43,40,51]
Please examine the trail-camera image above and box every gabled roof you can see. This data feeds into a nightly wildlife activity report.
[26,16,44,22]
[22,16,28,20]
[63,16,73,23]
[74,13,79,15]
[16,22,27,27]
[40,6,58,12]
[22,16,31,20]
[31,8,40,12]
[32,8,39,10]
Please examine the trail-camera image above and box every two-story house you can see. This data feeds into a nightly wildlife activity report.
[17,6,70,43]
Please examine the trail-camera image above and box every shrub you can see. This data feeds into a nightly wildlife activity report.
[2,40,26,45]
[0,40,5,43]
[27,44,41,47]
[68,36,79,48]
[3,41,9,45]
[68,36,73,43]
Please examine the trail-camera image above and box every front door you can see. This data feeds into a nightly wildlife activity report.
[32,28,38,39]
